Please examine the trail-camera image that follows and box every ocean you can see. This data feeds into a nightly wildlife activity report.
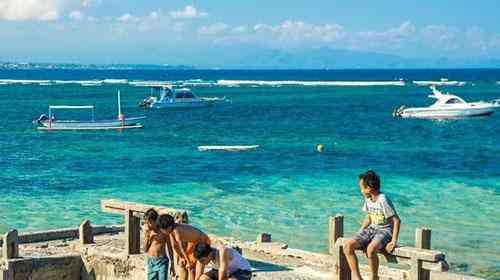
[0,69,499,279]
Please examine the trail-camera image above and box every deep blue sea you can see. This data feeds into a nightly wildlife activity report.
[0,69,499,278]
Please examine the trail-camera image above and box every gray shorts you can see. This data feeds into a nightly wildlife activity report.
[352,226,392,250]
[205,269,252,280]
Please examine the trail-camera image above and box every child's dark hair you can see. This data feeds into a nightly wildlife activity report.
[359,170,380,190]
[144,208,158,222]
[158,214,175,230]
[193,243,212,259]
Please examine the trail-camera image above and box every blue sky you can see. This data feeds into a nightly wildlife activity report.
[1,0,500,65]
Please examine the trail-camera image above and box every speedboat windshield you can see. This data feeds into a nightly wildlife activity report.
[445,98,465,104]
[175,89,196,99]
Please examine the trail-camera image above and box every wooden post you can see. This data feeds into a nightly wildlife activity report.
[125,209,140,255]
[330,215,350,280]
[256,233,272,243]
[415,228,432,280]
[329,215,344,254]
[2,229,19,259]
[79,220,94,245]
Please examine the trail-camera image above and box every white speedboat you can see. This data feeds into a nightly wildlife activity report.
[139,85,228,109]
[35,92,145,130]
[393,86,496,119]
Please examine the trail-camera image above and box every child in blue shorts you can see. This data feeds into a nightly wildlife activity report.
[144,209,174,280]
[343,170,401,280]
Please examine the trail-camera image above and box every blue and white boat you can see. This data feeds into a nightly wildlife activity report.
[139,85,228,109]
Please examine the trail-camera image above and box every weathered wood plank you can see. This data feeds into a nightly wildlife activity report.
[79,220,94,245]
[0,225,123,247]
[2,230,19,259]
[329,215,343,255]
[125,209,140,255]
[101,199,188,222]
[335,238,445,264]
[416,228,432,280]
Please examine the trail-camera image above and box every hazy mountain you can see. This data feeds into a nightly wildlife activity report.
[185,46,500,69]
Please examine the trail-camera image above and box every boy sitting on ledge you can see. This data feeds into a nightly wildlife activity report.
[343,170,401,280]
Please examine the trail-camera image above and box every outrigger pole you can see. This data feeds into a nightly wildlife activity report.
[117,91,125,126]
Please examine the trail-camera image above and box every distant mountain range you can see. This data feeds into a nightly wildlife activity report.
[2,47,500,69]
[186,46,500,69]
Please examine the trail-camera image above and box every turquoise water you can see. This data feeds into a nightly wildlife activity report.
[0,70,499,279]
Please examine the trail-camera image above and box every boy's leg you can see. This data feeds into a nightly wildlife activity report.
[158,258,169,280]
[148,270,159,280]
[366,240,382,280]
[147,258,159,280]
[343,239,363,280]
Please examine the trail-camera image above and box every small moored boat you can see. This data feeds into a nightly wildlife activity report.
[35,92,145,130]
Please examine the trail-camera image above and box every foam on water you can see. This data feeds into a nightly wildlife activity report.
[413,80,467,86]
[217,80,406,86]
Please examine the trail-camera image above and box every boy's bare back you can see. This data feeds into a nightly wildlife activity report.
[173,224,208,242]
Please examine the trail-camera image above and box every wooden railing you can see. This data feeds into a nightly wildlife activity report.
[329,214,449,280]
[100,199,188,255]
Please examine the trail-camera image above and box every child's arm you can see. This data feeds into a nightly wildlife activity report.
[165,234,176,277]
[385,214,401,252]
[195,260,205,280]
[218,248,230,280]
[172,230,191,267]
[144,230,152,253]
[359,214,371,231]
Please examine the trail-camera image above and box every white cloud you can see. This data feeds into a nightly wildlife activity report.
[170,5,207,19]
[81,0,100,8]
[420,25,459,51]
[69,10,83,20]
[253,20,345,43]
[117,13,139,23]
[232,25,248,34]
[0,0,61,21]
[359,21,415,41]
[149,11,159,20]
[198,23,228,35]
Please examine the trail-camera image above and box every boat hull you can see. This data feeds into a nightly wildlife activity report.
[400,107,495,119]
[148,101,213,109]
[38,117,145,130]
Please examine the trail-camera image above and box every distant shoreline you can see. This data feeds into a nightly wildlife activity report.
[2,62,500,71]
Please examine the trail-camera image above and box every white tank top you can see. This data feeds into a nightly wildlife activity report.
[212,247,251,274]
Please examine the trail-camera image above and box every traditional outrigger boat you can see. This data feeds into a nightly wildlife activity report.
[35,92,145,130]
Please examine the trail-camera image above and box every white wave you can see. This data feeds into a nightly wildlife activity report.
[129,81,170,87]
[103,79,128,84]
[216,80,406,87]
[413,81,467,86]
[53,80,104,85]
[81,81,103,86]
[0,79,50,84]
[181,81,215,86]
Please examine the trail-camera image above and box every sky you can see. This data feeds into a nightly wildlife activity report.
[1,0,500,66]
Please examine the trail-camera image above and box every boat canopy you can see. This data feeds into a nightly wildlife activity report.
[49,105,94,109]
[175,89,195,99]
